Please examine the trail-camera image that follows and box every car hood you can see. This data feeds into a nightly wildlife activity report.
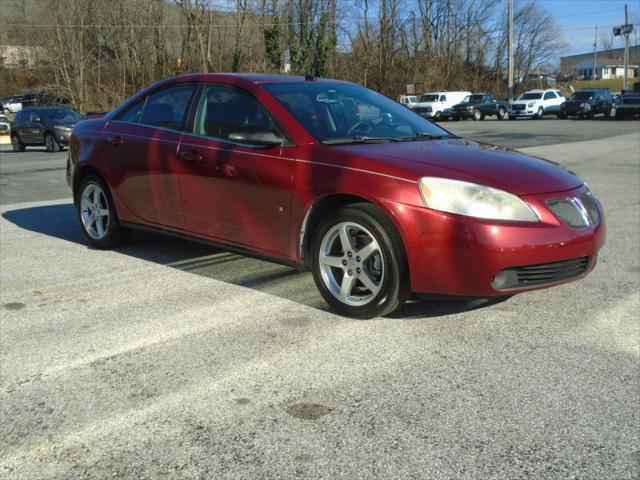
[413,101,438,108]
[565,99,591,105]
[332,138,582,196]
[512,99,540,105]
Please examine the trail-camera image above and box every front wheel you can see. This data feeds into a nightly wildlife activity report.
[11,133,25,152]
[311,204,409,319]
[434,111,442,121]
[535,107,544,120]
[77,176,132,249]
[45,133,61,152]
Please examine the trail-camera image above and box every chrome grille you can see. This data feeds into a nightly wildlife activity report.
[512,104,525,111]
[414,106,432,113]
[547,198,589,229]
[492,257,590,290]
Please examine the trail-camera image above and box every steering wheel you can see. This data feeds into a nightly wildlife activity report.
[346,120,374,137]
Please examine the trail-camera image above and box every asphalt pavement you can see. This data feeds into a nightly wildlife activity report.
[0,120,639,479]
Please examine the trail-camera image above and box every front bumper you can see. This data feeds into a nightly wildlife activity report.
[53,130,72,145]
[384,185,605,296]
[452,109,475,118]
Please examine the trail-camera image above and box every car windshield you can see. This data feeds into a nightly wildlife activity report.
[572,91,595,100]
[518,92,543,100]
[463,95,484,103]
[41,108,82,123]
[263,82,450,144]
[419,94,439,102]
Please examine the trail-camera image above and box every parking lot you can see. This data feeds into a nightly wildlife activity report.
[1,119,639,479]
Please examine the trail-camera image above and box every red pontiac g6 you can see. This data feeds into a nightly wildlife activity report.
[67,74,605,318]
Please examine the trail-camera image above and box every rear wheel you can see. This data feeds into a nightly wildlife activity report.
[77,176,132,249]
[497,108,506,120]
[311,204,409,319]
[472,109,482,121]
[11,133,25,152]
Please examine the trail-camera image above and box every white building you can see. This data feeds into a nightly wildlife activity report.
[572,57,638,80]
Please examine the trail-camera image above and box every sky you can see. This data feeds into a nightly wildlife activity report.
[540,0,639,56]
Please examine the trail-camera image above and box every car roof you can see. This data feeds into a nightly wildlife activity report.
[163,73,350,85]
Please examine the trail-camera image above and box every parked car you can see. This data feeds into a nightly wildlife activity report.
[10,106,83,152]
[559,89,612,119]
[412,91,471,121]
[397,95,418,108]
[2,96,23,114]
[0,113,10,134]
[450,93,508,121]
[509,89,565,119]
[615,82,640,119]
[67,74,605,319]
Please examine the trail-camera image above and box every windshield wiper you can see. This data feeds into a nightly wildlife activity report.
[396,132,458,141]
[322,135,403,145]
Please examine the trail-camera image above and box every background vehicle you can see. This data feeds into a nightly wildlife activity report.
[509,89,565,119]
[68,74,604,319]
[397,95,418,108]
[10,106,82,152]
[450,93,508,121]
[559,89,612,119]
[615,82,640,119]
[0,114,10,134]
[412,91,470,121]
[2,96,23,114]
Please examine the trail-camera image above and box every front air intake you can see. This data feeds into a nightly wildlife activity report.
[547,198,590,229]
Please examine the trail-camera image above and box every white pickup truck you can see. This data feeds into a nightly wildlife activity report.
[411,91,471,121]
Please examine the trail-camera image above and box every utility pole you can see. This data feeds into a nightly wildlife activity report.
[624,4,630,91]
[613,4,633,91]
[592,25,598,80]
[508,0,514,104]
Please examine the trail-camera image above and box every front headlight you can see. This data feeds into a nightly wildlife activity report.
[580,103,590,110]
[419,177,539,222]
[53,125,72,131]
[527,102,534,108]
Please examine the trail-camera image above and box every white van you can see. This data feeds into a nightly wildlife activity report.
[398,95,418,108]
[412,91,471,120]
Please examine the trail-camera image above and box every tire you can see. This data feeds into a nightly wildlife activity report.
[11,133,25,152]
[509,115,516,120]
[497,108,506,120]
[311,203,409,319]
[76,175,132,249]
[535,107,544,120]
[558,112,567,119]
[45,133,61,152]
[615,110,625,120]
[452,115,460,121]
[434,111,442,121]
[472,109,482,121]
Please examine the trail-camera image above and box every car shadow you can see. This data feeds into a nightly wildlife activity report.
[2,203,512,319]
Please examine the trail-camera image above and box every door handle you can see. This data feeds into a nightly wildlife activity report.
[107,136,124,146]
[178,150,203,162]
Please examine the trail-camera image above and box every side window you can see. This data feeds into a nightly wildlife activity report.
[139,85,196,131]
[440,95,447,102]
[544,92,556,100]
[117,100,145,124]
[195,84,278,141]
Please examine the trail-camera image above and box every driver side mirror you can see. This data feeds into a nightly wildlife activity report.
[228,129,283,148]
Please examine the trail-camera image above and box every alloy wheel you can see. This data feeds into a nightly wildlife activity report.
[318,221,384,306]
[80,183,110,240]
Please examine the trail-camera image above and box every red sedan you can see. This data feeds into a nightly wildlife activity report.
[67,74,605,318]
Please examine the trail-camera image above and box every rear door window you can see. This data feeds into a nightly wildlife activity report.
[139,85,196,131]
